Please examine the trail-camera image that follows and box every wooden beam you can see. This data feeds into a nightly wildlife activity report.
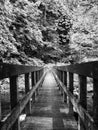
[25,73,31,115]
[0,88,1,121]
[68,72,74,114]
[93,78,98,130]
[31,72,35,102]
[78,75,87,130]
[63,71,67,102]
[10,76,19,130]
[1,71,46,130]
[0,63,42,79]
[60,71,63,95]
[57,61,98,79]
[53,71,93,129]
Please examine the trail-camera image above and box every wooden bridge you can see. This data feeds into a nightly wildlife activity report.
[0,61,98,130]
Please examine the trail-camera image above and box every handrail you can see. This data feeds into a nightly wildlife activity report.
[1,71,46,130]
[56,61,98,78]
[0,63,45,130]
[0,63,43,79]
[54,61,98,130]
[53,72,93,129]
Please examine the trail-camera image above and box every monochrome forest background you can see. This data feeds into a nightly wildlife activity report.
[1,0,98,120]
[0,0,98,66]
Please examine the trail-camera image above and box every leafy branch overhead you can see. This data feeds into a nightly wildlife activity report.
[0,0,98,64]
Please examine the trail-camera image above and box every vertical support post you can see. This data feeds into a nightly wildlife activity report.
[0,88,1,122]
[10,76,19,130]
[78,75,87,130]
[38,71,39,81]
[60,71,63,95]
[63,71,67,102]
[34,71,37,99]
[31,72,35,102]
[25,73,31,115]
[36,71,38,83]
[59,70,61,80]
[36,71,39,95]
[63,71,64,83]
[34,71,36,85]
[93,78,98,130]
[58,70,61,90]
[68,72,74,114]
[61,71,63,82]
[59,71,61,81]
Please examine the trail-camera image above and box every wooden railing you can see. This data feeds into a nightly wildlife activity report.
[0,63,46,130]
[53,61,98,130]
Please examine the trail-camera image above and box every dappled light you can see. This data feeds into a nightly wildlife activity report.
[1,0,98,130]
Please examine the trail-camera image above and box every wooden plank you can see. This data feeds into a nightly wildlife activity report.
[36,71,39,95]
[63,71,67,102]
[56,61,98,78]
[93,78,98,130]
[25,73,31,115]
[53,72,94,129]
[0,63,43,79]
[21,71,78,130]
[36,71,39,82]
[78,75,87,130]
[0,88,1,121]
[1,71,46,130]
[60,71,63,95]
[68,72,74,114]
[10,76,19,130]
[31,72,35,102]
[31,72,35,87]
[34,71,36,85]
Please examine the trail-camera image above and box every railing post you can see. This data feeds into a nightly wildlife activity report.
[0,88,1,122]
[34,71,36,85]
[58,70,61,90]
[34,71,37,98]
[61,71,63,82]
[68,72,74,114]
[60,71,63,95]
[59,70,61,81]
[36,71,39,95]
[25,73,31,115]
[63,71,67,102]
[78,75,87,130]
[31,72,35,102]
[93,78,98,130]
[10,76,20,130]
[36,71,38,83]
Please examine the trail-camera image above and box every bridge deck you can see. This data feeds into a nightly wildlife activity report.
[21,71,78,130]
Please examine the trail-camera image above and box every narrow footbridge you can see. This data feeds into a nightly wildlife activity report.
[0,61,98,130]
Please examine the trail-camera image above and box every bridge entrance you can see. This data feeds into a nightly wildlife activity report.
[21,71,77,130]
[1,61,98,130]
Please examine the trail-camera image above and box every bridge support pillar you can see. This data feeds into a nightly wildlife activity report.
[78,75,87,130]
[93,78,98,130]
[10,76,20,130]
[0,89,1,121]
[35,71,39,96]
[60,71,63,95]
[25,73,31,115]
[31,72,35,102]
[68,72,74,114]
[34,71,37,100]
[63,71,67,103]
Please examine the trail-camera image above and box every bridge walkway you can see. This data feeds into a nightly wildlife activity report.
[21,70,77,130]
